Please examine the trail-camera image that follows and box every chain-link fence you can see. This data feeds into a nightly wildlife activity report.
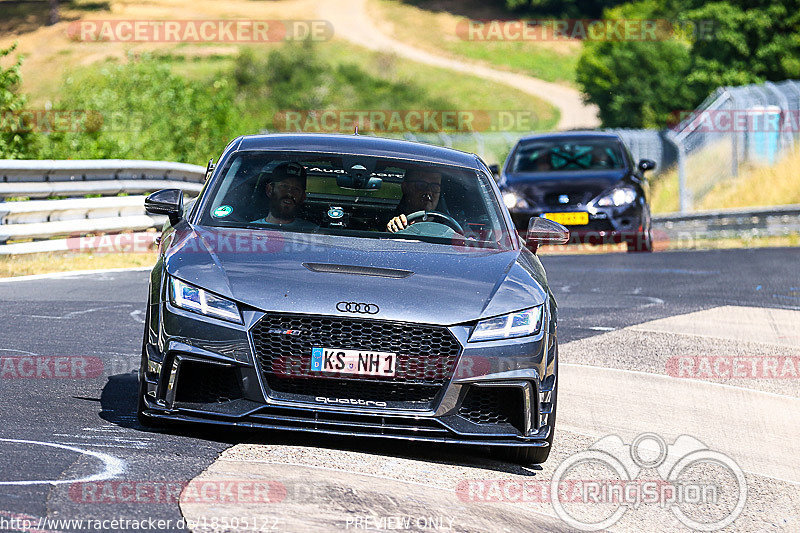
[667,80,800,212]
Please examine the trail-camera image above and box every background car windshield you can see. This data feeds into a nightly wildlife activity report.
[197,151,513,249]
[511,139,624,173]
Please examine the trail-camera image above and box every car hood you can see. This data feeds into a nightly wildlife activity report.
[164,226,547,326]
[504,169,629,205]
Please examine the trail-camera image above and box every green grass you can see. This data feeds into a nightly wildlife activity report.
[369,0,580,85]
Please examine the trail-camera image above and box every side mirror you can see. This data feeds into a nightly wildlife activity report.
[145,189,184,225]
[488,164,500,177]
[526,217,569,253]
[638,159,656,173]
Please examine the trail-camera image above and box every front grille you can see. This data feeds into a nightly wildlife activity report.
[175,361,243,404]
[542,191,595,207]
[251,313,462,407]
[459,386,525,433]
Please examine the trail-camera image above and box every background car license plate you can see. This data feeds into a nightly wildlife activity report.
[543,212,589,225]
[311,347,396,377]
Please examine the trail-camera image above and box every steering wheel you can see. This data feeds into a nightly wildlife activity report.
[405,210,464,234]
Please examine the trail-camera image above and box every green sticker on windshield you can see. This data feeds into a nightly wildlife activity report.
[213,205,233,218]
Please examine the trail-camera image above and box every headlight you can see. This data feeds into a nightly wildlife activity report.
[469,306,543,342]
[169,277,242,324]
[595,186,637,207]
[502,191,529,210]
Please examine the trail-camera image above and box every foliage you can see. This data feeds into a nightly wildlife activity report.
[33,41,452,163]
[503,0,627,18]
[0,44,35,158]
[576,0,800,128]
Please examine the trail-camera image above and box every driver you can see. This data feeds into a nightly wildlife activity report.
[252,162,318,230]
[386,168,442,233]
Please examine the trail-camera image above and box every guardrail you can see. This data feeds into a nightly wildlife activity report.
[0,159,206,255]
[1,159,797,255]
[652,204,800,241]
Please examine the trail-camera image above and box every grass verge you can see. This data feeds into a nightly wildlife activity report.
[0,252,157,278]
[651,146,800,214]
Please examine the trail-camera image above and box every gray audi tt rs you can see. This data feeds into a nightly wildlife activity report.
[139,133,569,464]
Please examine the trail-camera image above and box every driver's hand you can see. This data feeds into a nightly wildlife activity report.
[386,214,408,233]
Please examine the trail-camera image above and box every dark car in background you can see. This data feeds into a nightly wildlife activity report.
[139,133,570,464]
[498,131,656,252]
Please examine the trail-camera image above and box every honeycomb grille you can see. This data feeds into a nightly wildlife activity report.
[459,386,524,431]
[251,313,462,405]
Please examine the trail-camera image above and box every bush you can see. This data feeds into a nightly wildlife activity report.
[37,55,249,163]
[0,43,36,158]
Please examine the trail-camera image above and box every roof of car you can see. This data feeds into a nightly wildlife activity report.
[516,131,623,143]
[233,133,482,168]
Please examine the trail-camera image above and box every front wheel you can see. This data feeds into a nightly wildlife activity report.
[626,229,653,253]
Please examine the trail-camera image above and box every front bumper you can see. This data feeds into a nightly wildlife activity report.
[510,204,646,244]
[140,297,557,447]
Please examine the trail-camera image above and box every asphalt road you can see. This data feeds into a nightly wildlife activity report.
[0,247,797,532]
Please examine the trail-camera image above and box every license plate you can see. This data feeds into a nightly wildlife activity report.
[311,347,396,377]
[543,212,589,225]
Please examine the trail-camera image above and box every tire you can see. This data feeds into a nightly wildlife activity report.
[494,357,558,465]
[626,229,653,253]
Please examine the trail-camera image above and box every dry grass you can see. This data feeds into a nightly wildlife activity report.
[0,0,317,105]
[0,251,157,278]
[651,144,800,214]
[696,147,800,210]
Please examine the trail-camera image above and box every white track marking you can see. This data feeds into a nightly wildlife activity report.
[0,267,151,284]
[0,348,39,355]
[0,438,125,486]
[28,304,132,320]
[129,309,145,323]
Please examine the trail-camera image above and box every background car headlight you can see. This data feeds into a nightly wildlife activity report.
[595,186,637,207]
[169,277,242,324]
[469,306,543,342]
[502,191,529,210]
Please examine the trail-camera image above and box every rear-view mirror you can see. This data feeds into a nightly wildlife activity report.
[337,164,383,190]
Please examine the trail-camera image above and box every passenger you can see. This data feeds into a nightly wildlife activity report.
[253,162,318,230]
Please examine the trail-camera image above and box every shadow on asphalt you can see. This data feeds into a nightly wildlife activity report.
[99,372,542,477]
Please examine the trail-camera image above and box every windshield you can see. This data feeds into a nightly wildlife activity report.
[510,138,625,173]
[196,151,513,250]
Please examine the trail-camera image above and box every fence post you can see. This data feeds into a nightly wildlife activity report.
[666,132,689,213]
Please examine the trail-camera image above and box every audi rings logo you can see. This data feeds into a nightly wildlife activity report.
[336,301,380,314]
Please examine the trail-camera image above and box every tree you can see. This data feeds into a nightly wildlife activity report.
[576,0,800,128]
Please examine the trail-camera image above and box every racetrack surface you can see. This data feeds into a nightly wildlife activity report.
[0,248,797,531]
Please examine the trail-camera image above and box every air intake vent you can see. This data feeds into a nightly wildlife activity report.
[302,263,413,279]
